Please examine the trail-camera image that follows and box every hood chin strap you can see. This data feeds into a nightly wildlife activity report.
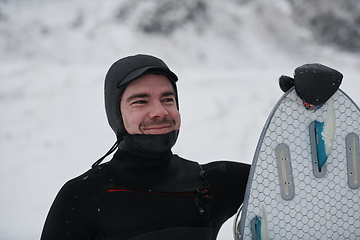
[92,139,120,168]
[91,128,126,168]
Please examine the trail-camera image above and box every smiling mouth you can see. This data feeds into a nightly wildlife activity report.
[142,125,172,134]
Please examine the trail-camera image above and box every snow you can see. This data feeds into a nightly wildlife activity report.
[1,0,359,239]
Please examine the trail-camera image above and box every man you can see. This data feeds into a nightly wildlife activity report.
[41,54,251,240]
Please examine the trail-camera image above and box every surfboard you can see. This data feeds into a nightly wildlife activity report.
[234,65,360,239]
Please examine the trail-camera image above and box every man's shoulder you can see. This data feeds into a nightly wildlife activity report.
[172,156,251,177]
[172,154,198,163]
[201,160,250,170]
[60,162,113,194]
[200,161,251,184]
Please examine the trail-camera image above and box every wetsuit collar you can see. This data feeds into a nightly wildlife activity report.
[113,149,173,175]
[119,130,179,158]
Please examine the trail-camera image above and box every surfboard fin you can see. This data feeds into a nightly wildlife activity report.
[311,99,336,173]
[250,206,269,240]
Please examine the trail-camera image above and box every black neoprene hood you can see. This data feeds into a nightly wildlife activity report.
[104,54,178,138]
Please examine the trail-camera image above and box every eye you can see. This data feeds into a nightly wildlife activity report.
[163,97,175,103]
[132,99,147,105]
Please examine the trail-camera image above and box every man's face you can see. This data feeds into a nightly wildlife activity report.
[120,74,181,135]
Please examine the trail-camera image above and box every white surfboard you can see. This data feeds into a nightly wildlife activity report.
[234,87,360,239]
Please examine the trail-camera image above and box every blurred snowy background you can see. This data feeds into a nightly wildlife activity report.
[1,0,360,239]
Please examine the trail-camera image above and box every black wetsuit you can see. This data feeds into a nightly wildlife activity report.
[41,150,250,240]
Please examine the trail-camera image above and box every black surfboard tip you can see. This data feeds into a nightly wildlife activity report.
[279,63,343,106]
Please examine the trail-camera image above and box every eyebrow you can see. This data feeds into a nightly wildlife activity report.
[125,91,176,102]
[162,91,176,98]
[125,93,149,102]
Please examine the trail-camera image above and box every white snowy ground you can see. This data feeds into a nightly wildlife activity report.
[1,0,360,239]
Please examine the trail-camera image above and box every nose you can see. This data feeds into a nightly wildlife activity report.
[149,100,168,119]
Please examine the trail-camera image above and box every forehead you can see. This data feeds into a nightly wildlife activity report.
[122,74,175,96]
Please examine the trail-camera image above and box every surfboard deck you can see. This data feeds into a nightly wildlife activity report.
[234,87,360,239]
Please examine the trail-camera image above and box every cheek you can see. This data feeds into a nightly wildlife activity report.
[177,113,181,129]
[122,113,142,134]
[170,109,181,129]
[120,104,143,134]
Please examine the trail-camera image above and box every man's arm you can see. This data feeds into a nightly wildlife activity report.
[40,179,91,240]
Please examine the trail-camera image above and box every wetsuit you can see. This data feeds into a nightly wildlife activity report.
[41,54,251,239]
[41,150,250,240]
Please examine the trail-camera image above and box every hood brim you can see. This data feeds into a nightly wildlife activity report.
[118,66,178,88]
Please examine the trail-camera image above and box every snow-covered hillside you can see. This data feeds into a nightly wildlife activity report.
[1,0,359,239]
